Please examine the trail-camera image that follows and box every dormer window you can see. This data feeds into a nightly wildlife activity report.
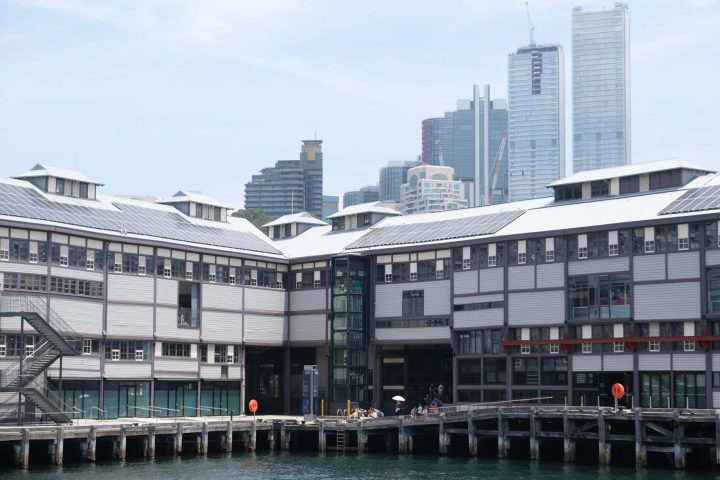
[55,179,65,195]
[79,182,89,199]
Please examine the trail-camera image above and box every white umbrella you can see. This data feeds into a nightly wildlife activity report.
[392,395,406,402]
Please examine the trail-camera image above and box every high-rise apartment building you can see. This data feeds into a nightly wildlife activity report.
[379,160,419,202]
[421,85,509,207]
[343,185,379,208]
[508,44,565,201]
[244,140,323,218]
[572,4,631,172]
[399,165,467,215]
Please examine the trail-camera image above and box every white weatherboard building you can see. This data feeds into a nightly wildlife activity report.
[2,158,720,422]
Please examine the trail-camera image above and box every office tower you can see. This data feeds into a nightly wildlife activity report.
[343,185,379,208]
[508,44,565,201]
[244,140,323,218]
[421,85,508,206]
[400,164,467,214]
[379,160,419,202]
[572,4,631,172]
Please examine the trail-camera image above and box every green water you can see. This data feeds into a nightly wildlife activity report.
[2,453,719,480]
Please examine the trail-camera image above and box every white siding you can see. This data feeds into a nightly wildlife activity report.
[106,304,154,337]
[104,362,152,379]
[454,310,504,329]
[289,289,326,312]
[47,356,101,378]
[667,252,700,280]
[572,355,601,372]
[49,297,103,336]
[156,278,178,306]
[508,266,535,290]
[154,359,198,378]
[244,288,286,313]
[0,263,48,275]
[633,255,666,282]
[453,271,478,295]
[454,293,503,304]
[155,306,199,341]
[568,257,629,275]
[375,327,450,343]
[203,284,243,311]
[634,282,701,320]
[706,250,720,266]
[536,263,564,289]
[50,267,104,282]
[603,355,633,371]
[713,353,720,371]
[202,311,242,343]
[244,314,285,345]
[289,314,326,343]
[200,365,223,380]
[375,281,451,318]
[638,353,671,370]
[107,274,154,303]
[508,290,564,325]
[479,269,504,293]
[714,391,720,409]
[672,353,705,371]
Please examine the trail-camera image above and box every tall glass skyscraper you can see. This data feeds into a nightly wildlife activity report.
[379,160,418,202]
[508,44,565,201]
[572,4,630,172]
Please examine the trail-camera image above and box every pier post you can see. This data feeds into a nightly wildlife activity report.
[14,428,29,469]
[598,410,610,466]
[384,433,394,453]
[529,410,539,461]
[268,428,276,451]
[54,426,64,466]
[119,425,127,461]
[145,425,156,459]
[468,416,477,456]
[562,409,574,463]
[398,417,408,454]
[174,424,183,456]
[438,413,449,455]
[634,410,646,468]
[201,422,208,456]
[249,419,257,452]
[497,410,509,459]
[85,426,97,462]
[318,420,326,453]
[357,424,367,454]
[280,421,291,451]
[674,413,685,469]
[225,420,233,453]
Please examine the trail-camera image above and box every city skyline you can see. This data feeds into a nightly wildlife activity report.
[0,1,717,209]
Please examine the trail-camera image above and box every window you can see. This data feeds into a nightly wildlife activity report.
[55,179,65,195]
[79,182,89,198]
[578,247,588,259]
[484,358,506,384]
[209,273,216,283]
[541,357,567,385]
[590,180,609,198]
[458,360,482,384]
[678,237,689,250]
[111,349,120,361]
[683,340,695,352]
[581,343,592,354]
[613,342,625,353]
[0,250,7,261]
[83,339,93,355]
[435,268,444,279]
[410,272,417,281]
[648,340,660,352]
[520,344,531,355]
[60,254,68,266]
[114,262,122,273]
[488,255,497,267]
[569,273,631,320]
[462,258,471,270]
[229,275,236,285]
[138,264,146,276]
[549,344,560,354]
[164,266,171,278]
[512,358,538,385]
[385,273,392,283]
[215,345,228,363]
[545,250,554,262]
[517,252,526,265]
[645,240,655,253]
[314,279,321,288]
[162,343,191,357]
[609,244,618,256]
[29,252,38,263]
[401,290,424,317]
[86,257,95,270]
[214,207,222,221]
[135,349,144,361]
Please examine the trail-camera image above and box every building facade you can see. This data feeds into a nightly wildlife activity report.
[508,44,565,202]
[322,195,339,220]
[572,4,631,172]
[399,165,467,215]
[2,159,720,423]
[421,85,509,206]
[343,185,379,209]
[379,161,419,203]
[244,140,323,219]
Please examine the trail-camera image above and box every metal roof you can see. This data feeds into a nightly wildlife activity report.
[262,212,328,228]
[157,190,231,209]
[327,201,401,219]
[547,159,714,187]
[14,164,103,185]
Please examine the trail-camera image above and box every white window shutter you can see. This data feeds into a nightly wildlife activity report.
[518,240,526,255]
[578,234,587,249]
[462,246,470,260]
[608,230,618,244]
[582,325,592,339]
[678,224,688,238]
[545,237,554,250]
[644,226,655,240]
[613,324,623,338]
[684,321,695,337]
[313,271,321,281]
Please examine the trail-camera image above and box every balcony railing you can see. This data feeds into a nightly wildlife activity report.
[572,304,630,320]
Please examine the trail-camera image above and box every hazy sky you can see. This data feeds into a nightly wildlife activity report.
[1,0,718,209]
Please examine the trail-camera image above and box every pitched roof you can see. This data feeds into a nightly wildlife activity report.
[547,159,714,187]
[262,212,328,228]
[327,201,401,219]
[14,164,103,185]
[157,190,231,209]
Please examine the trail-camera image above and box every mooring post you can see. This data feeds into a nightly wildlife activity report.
[497,410,508,459]
[634,409,646,468]
[15,428,29,469]
[398,417,407,454]
[268,428,276,452]
[598,410,610,466]
[174,424,183,456]
[249,419,257,452]
[529,409,539,460]
[281,421,291,451]
[674,412,685,469]
[54,426,64,466]
[468,416,478,456]
[318,420,326,452]
[357,423,367,454]
[225,420,233,453]
[145,425,156,459]
[86,426,97,462]
[200,422,208,456]
[118,425,127,461]
[439,413,449,455]
[562,409,575,463]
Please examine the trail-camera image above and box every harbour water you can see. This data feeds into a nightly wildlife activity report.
[1,452,719,480]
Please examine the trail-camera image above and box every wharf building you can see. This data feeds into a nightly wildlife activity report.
[421,85,509,207]
[508,44,565,202]
[342,186,379,209]
[572,3,631,172]
[244,140,323,219]
[2,158,720,422]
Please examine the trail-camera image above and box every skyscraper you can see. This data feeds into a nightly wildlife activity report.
[343,185,379,208]
[421,85,509,206]
[399,165,467,214]
[508,44,565,201]
[572,4,631,172]
[379,160,419,202]
[244,140,323,218]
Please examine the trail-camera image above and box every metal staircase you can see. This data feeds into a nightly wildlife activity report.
[0,293,82,423]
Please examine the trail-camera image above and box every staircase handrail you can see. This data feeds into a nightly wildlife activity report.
[0,340,57,389]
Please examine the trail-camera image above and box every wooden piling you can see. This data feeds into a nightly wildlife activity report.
[225,420,233,453]
[529,410,539,460]
[468,416,478,456]
[174,424,183,456]
[280,421,291,451]
[635,410,646,468]
[54,426,64,466]
[674,413,685,469]
[598,410,610,466]
[563,409,575,463]
[438,414,449,456]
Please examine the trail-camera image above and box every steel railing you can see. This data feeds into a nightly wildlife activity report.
[0,339,58,389]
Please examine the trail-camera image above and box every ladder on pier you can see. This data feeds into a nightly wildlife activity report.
[336,424,346,453]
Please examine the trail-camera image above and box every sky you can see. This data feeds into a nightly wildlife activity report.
[0,0,718,209]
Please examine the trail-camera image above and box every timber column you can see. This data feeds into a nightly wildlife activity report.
[598,410,610,466]
[562,409,575,463]
[634,409,646,468]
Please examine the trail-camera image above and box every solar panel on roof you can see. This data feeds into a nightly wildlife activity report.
[0,183,280,255]
[346,210,525,249]
[659,186,720,215]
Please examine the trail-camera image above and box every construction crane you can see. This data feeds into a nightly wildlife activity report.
[525,1,535,46]
[489,132,508,205]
